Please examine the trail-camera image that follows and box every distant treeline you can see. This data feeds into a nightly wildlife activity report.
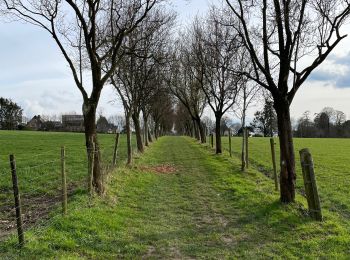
[248,102,350,138]
[294,108,350,138]
[203,98,350,139]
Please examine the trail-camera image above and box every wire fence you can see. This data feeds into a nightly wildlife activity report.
[0,133,133,246]
[6,133,347,245]
[203,134,350,221]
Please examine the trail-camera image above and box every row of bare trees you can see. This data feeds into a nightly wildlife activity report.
[111,7,175,164]
[2,0,350,204]
[1,0,174,195]
[170,0,350,203]
[225,0,350,203]
[170,6,247,154]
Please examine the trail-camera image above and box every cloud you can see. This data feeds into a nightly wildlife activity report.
[291,81,350,118]
[0,21,124,119]
[308,54,350,88]
[328,51,350,65]
[1,2,350,122]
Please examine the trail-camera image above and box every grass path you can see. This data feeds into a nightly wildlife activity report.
[1,136,350,258]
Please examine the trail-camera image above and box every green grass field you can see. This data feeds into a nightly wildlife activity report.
[1,136,350,258]
[0,130,136,240]
[2,133,350,258]
[222,136,350,220]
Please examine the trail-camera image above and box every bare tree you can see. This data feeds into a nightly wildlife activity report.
[192,7,242,154]
[111,7,173,161]
[233,79,260,171]
[335,110,346,126]
[138,12,175,147]
[150,89,174,139]
[225,0,350,202]
[168,38,207,143]
[108,114,125,133]
[2,0,160,194]
[174,102,194,136]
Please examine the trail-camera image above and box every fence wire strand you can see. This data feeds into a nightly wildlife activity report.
[0,140,124,244]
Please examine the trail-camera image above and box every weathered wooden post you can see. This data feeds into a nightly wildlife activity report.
[61,146,67,215]
[270,138,278,191]
[299,149,322,221]
[10,155,25,247]
[211,133,214,148]
[88,142,95,196]
[241,129,246,171]
[245,128,249,168]
[229,129,232,157]
[112,133,120,167]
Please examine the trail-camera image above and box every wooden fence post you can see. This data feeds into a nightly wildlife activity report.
[61,146,67,215]
[211,133,214,148]
[299,148,322,221]
[112,133,120,167]
[229,130,232,157]
[241,129,246,171]
[10,155,25,247]
[270,138,279,191]
[245,128,249,168]
[88,142,95,196]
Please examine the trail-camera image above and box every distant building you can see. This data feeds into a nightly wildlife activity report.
[27,115,43,130]
[42,120,62,131]
[97,116,117,133]
[62,115,84,132]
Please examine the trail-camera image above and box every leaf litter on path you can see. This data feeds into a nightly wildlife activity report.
[139,164,177,174]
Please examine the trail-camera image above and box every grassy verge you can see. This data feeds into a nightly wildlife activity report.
[1,136,350,258]
[0,130,136,241]
[222,136,350,220]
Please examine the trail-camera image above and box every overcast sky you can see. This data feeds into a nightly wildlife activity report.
[1,0,350,122]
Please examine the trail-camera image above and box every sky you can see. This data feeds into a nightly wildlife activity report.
[0,0,350,123]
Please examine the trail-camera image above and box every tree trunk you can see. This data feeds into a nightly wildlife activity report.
[193,120,200,140]
[143,114,149,147]
[241,105,247,171]
[125,111,132,165]
[148,129,153,143]
[195,118,206,143]
[154,121,159,140]
[132,112,144,153]
[275,100,296,203]
[83,101,103,195]
[215,114,222,154]
[241,127,246,171]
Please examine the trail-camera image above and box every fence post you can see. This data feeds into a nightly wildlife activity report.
[241,129,246,171]
[61,146,67,215]
[10,154,25,247]
[211,133,214,148]
[270,138,279,191]
[112,133,120,167]
[245,128,249,168]
[229,130,232,157]
[88,142,95,196]
[299,148,322,221]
